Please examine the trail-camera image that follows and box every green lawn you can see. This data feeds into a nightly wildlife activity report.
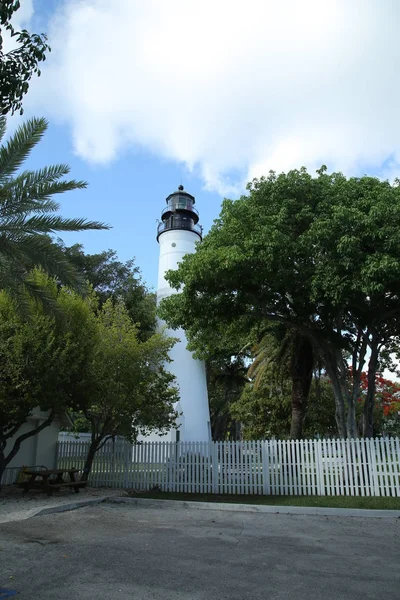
[126,490,400,510]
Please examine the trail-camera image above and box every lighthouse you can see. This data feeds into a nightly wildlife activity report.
[157,185,211,442]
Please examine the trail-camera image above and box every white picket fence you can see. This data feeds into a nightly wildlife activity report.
[55,437,400,497]
[1,467,21,486]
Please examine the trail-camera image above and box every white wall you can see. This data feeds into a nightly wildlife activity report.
[157,229,201,301]
[157,229,211,442]
[136,402,185,443]
[4,410,60,470]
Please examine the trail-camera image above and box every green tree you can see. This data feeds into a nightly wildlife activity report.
[231,380,292,439]
[58,243,156,340]
[159,168,400,438]
[1,0,50,115]
[0,273,97,485]
[207,356,247,440]
[248,326,314,438]
[231,375,337,440]
[72,300,178,481]
[0,117,107,309]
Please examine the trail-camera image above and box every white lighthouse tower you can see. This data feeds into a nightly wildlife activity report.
[157,185,211,442]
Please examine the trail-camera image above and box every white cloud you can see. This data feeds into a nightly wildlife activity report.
[13,0,34,28]
[27,0,400,195]
[2,0,34,52]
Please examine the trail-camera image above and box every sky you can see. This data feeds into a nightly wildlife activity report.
[7,0,400,291]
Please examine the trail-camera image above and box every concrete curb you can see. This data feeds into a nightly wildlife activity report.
[0,497,109,524]
[33,496,109,519]
[107,496,400,518]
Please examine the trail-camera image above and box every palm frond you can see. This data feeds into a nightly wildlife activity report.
[20,215,108,234]
[0,255,32,318]
[0,233,86,293]
[1,164,71,198]
[248,329,295,389]
[1,178,86,208]
[0,117,110,309]
[3,277,59,319]
[0,199,60,218]
[0,118,48,182]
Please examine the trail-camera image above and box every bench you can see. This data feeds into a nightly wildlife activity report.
[49,481,87,493]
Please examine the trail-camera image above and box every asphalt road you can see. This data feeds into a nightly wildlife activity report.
[0,503,399,599]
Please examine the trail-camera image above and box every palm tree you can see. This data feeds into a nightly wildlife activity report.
[0,116,108,309]
[248,325,314,439]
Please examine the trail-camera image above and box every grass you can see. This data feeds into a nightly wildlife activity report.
[126,490,400,510]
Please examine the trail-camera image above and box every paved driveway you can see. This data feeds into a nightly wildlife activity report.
[0,503,399,599]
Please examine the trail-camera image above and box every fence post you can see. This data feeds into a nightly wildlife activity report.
[366,438,380,496]
[315,439,325,496]
[124,442,130,488]
[54,440,60,469]
[212,441,219,494]
[261,441,270,495]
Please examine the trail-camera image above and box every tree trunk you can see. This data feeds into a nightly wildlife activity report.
[289,336,314,439]
[320,348,347,438]
[80,439,101,482]
[346,398,358,439]
[290,380,305,439]
[346,333,369,439]
[363,342,379,438]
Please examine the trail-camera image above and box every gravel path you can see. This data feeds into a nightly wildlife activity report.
[0,485,121,523]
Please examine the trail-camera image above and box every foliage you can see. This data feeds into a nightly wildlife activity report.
[0,272,96,482]
[0,275,178,483]
[231,379,291,439]
[160,167,400,438]
[0,0,50,115]
[0,117,108,311]
[248,324,314,438]
[231,376,337,440]
[71,300,178,480]
[355,371,400,436]
[303,377,339,438]
[206,356,247,440]
[58,243,156,340]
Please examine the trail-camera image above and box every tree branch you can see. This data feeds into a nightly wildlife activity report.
[4,410,55,468]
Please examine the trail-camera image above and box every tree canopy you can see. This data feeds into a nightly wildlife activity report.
[58,243,156,340]
[69,299,178,480]
[0,272,97,482]
[0,275,178,484]
[159,167,400,438]
[0,117,108,311]
[0,0,50,115]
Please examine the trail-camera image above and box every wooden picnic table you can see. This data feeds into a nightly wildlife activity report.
[20,468,87,496]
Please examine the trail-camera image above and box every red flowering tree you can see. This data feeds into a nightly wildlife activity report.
[356,371,400,436]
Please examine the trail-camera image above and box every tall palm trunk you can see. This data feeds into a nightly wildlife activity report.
[290,335,314,439]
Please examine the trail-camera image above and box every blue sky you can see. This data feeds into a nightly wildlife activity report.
[22,117,222,291]
[11,0,400,290]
